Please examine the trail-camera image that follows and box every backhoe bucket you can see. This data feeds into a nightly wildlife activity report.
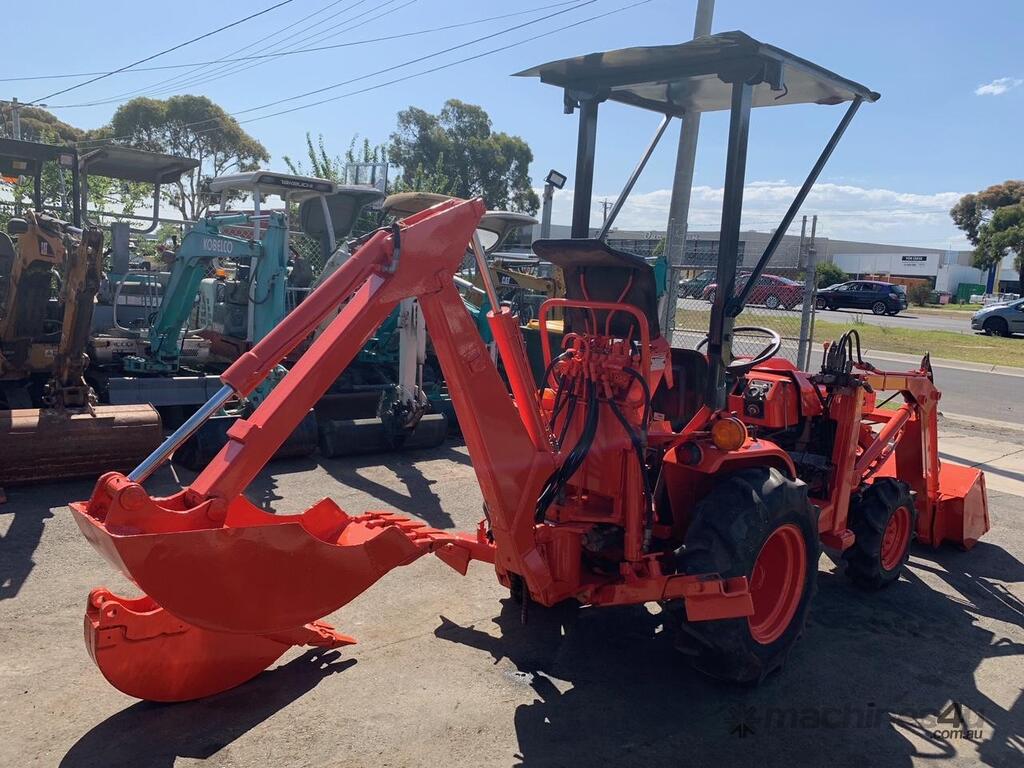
[0,404,161,485]
[71,473,492,636]
[85,588,353,702]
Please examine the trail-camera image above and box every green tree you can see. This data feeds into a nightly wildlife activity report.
[103,95,269,220]
[284,133,390,236]
[0,104,83,143]
[950,181,1024,274]
[388,99,539,214]
[974,202,1024,292]
[815,260,847,288]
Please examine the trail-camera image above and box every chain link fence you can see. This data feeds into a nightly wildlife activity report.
[671,228,816,367]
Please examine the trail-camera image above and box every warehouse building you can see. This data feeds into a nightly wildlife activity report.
[534,224,1021,295]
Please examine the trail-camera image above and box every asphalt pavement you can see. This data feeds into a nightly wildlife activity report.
[1,424,1021,768]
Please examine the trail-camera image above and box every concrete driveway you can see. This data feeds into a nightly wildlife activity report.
[1,426,1021,767]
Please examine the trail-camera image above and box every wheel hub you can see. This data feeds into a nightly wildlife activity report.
[880,505,911,571]
[748,524,807,645]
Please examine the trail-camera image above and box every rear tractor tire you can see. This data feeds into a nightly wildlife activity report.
[843,478,916,590]
[674,467,820,684]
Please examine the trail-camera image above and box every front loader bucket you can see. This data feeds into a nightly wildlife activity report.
[924,461,990,549]
[0,405,161,486]
[86,588,353,702]
[71,473,492,636]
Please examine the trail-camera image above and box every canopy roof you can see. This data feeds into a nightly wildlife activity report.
[209,170,340,200]
[79,145,198,184]
[0,137,76,179]
[516,31,879,117]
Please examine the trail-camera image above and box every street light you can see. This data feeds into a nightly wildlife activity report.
[540,169,565,238]
[545,169,567,190]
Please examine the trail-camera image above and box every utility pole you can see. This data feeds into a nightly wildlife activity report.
[659,0,715,339]
[600,199,612,226]
[11,97,21,140]
[2,97,23,140]
[797,214,818,370]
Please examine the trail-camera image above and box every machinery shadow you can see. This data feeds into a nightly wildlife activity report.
[318,440,473,529]
[0,486,54,601]
[435,544,1024,768]
[59,649,354,768]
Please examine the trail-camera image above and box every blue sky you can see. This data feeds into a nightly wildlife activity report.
[6,0,1022,247]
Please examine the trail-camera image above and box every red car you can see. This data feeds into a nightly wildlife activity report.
[701,273,804,310]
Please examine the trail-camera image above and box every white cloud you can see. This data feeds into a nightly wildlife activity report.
[974,77,1023,96]
[540,181,969,248]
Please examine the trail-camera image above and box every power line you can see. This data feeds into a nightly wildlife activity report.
[72,0,648,148]
[68,0,357,109]
[233,0,598,118]
[37,0,585,107]
[138,0,378,104]
[27,0,296,104]
[7,1,585,86]
[237,0,651,124]
[144,0,401,102]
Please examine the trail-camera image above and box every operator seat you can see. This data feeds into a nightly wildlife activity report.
[532,238,660,340]
[532,238,707,429]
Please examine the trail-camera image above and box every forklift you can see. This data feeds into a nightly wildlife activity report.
[69,31,987,703]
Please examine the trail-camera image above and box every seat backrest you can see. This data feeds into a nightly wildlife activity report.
[531,238,660,340]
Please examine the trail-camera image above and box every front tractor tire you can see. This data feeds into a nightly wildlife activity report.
[675,467,820,684]
[843,478,917,590]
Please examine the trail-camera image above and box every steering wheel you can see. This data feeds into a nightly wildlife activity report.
[696,325,782,375]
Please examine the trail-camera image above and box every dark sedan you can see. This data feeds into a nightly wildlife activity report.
[816,280,908,315]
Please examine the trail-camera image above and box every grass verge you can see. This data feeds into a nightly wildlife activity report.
[811,318,1023,368]
[674,308,1024,368]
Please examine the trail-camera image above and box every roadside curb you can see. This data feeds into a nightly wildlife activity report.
[866,349,1024,378]
[939,412,1024,434]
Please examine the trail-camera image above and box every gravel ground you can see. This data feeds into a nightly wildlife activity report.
[1,427,1021,768]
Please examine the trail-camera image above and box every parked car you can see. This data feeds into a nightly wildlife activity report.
[971,298,1024,337]
[701,273,803,310]
[815,280,908,315]
[677,269,718,298]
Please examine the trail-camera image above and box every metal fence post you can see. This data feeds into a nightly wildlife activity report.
[797,245,818,370]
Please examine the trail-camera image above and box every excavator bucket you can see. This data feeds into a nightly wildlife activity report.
[0,404,161,486]
[85,588,354,702]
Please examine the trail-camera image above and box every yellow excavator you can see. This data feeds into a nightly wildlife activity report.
[0,138,161,489]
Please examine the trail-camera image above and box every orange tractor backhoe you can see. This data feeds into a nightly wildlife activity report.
[69,32,988,703]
